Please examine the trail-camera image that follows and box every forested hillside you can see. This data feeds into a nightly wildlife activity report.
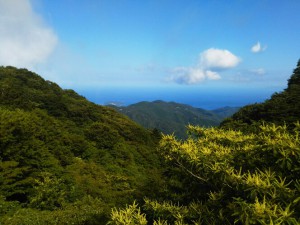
[109,101,239,138]
[1,60,300,224]
[221,60,300,131]
[0,66,164,224]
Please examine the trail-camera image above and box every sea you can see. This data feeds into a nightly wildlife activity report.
[77,85,283,110]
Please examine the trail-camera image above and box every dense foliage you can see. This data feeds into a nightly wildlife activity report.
[109,123,300,224]
[0,66,164,224]
[110,101,238,139]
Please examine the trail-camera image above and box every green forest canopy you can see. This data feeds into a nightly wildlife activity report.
[0,66,164,224]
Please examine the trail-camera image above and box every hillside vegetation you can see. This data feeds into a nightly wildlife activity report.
[110,101,239,138]
[1,60,300,224]
[0,66,164,224]
[110,123,300,224]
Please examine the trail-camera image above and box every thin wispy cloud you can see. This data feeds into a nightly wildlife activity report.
[251,68,266,75]
[0,0,58,68]
[251,42,267,53]
[169,48,240,85]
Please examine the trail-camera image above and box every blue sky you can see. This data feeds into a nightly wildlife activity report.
[0,0,300,108]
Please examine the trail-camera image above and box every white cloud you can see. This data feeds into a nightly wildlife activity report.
[170,67,205,84]
[0,0,58,68]
[205,70,221,80]
[200,48,241,69]
[168,48,239,85]
[251,42,267,53]
[169,67,222,85]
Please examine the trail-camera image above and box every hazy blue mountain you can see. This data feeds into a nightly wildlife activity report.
[109,100,239,138]
[212,106,240,119]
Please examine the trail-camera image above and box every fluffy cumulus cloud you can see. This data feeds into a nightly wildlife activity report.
[169,48,240,85]
[251,42,267,53]
[170,68,222,85]
[200,48,240,69]
[0,0,58,68]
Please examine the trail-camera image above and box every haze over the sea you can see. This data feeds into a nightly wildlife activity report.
[81,84,279,109]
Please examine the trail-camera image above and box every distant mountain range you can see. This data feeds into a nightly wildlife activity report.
[109,100,240,138]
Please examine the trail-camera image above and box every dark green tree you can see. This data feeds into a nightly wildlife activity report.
[287,59,300,89]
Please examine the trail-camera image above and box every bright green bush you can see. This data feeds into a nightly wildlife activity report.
[108,123,300,224]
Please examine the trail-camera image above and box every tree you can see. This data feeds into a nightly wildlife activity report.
[287,59,300,89]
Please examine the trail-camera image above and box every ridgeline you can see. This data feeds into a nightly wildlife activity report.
[109,100,239,139]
